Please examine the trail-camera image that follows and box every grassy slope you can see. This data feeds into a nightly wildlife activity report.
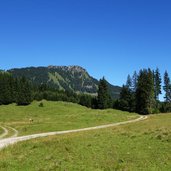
[1,101,170,170]
[0,127,3,135]
[0,114,170,170]
[0,101,137,136]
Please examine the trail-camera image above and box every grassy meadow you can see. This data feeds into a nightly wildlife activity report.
[0,113,170,170]
[0,101,171,170]
[0,127,3,135]
[0,100,137,136]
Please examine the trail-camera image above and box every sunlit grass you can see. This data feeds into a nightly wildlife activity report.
[0,100,137,135]
[0,127,3,135]
[0,113,170,170]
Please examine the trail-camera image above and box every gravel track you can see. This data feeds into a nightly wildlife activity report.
[0,126,8,139]
[0,126,18,139]
[0,115,148,150]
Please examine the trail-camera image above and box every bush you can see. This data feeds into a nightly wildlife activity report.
[39,102,44,107]
[160,102,171,113]
[152,108,160,114]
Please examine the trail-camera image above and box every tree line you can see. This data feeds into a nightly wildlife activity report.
[0,71,95,107]
[115,68,171,114]
[1,69,171,115]
[0,71,111,109]
[0,72,32,105]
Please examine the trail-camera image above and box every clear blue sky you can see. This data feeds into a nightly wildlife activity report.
[0,0,171,88]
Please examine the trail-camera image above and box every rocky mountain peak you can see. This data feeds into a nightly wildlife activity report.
[48,65,87,73]
[8,65,121,99]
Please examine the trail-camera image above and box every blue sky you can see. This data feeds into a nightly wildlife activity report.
[0,0,171,90]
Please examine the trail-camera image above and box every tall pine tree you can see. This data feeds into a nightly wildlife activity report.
[126,74,132,88]
[132,71,138,92]
[97,77,112,109]
[119,74,136,112]
[0,72,13,104]
[119,85,131,111]
[16,77,33,105]
[154,68,162,101]
[136,69,155,114]
[163,71,171,102]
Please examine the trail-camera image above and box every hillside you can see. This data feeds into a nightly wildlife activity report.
[8,66,121,99]
[0,101,170,170]
[0,101,137,136]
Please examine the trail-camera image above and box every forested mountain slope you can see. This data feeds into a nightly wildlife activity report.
[8,66,121,98]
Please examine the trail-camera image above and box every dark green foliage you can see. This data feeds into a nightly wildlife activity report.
[91,97,98,109]
[119,85,131,111]
[160,102,171,113]
[132,71,138,92]
[117,69,163,114]
[5,65,121,110]
[8,66,121,99]
[154,68,162,101]
[33,83,81,104]
[34,89,79,103]
[16,77,33,105]
[163,71,171,103]
[79,94,92,108]
[97,77,112,109]
[3,66,171,114]
[161,71,171,113]
[0,72,33,106]
[5,66,120,108]
[8,66,98,93]
[39,102,44,107]
[136,69,155,114]
[0,72,16,104]
[126,75,132,88]
[119,76,136,112]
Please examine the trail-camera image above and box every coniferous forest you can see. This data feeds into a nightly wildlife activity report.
[0,72,33,105]
[116,68,171,114]
[0,68,171,114]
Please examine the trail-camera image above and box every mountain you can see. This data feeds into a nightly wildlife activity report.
[8,65,121,99]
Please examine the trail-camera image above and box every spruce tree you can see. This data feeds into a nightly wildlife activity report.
[0,73,13,104]
[79,94,92,108]
[136,69,155,114]
[163,71,171,102]
[132,71,138,92]
[154,68,162,101]
[119,74,136,112]
[126,74,132,88]
[119,85,131,111]
[17,77,33,105]
[97,77,111,109]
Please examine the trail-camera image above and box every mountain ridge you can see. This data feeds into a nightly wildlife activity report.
[8,65,121,99]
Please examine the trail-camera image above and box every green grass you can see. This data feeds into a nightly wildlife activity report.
[0,127,3,135]
[0,100,137,136]
[1,101,170,170]
[0,113,170,170]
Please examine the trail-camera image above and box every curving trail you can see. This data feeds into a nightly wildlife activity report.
[0,125,18,139]
[6,126,18,138]
[0,126,8,139]
[0,115,148,150]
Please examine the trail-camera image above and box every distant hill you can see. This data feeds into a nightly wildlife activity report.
[8,66,121,99]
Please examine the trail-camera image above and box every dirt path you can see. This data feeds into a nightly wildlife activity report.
[0,115,148,150]
[0,126,8,139]
[0,126,18,139]
[6,126,19,138]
